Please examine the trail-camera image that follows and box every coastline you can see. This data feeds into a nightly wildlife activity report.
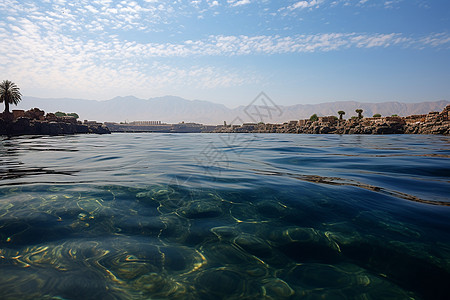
[0,108,110,136]
[212,105,450,135]
[2,105,449,137]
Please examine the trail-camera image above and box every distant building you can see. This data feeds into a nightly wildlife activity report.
[129,121,162,125]
[84,120,102,125]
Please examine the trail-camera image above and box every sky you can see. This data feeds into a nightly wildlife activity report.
[0,0,449,108]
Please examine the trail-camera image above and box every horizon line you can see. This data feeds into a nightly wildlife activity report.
[21,95,450,109]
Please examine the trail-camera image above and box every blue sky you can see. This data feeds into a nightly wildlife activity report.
[0,0,449,107]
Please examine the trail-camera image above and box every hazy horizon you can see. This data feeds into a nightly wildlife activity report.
[15,95,449,124]
[1,0,449,108]
[20,94,450,110]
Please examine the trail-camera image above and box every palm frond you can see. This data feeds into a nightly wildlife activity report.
[0,80,22,113]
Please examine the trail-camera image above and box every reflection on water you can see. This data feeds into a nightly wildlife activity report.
[0,133,449,299]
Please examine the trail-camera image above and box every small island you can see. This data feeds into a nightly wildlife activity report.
[0,108,111,136]
[0,80,110,136]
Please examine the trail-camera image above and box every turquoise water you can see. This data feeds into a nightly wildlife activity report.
[1,133,449,299]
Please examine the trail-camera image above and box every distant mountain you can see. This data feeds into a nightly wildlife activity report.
[15,96,449,125]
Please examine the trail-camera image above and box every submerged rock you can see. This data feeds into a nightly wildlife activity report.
[195,269,245,299]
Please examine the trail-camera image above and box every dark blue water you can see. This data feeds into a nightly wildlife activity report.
[1,133,449,299]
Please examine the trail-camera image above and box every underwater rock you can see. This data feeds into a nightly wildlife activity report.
[195,269,245,299]
[261,278,295,299]
[201,242,254,266]
[233,234,273,258]
[210,226,240,242]
[255,200,289,219]
[268,227,342,264]
[179,200,223,219]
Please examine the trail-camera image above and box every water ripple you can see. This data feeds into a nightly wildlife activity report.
[0,133,449,299]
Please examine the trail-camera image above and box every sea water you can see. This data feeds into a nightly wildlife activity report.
[0,133,449,299]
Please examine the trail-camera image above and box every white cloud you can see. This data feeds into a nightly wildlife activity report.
[1,0,448,99]
[325,0,405,9]
[384,0,403,8]
[116,33,447,56]
[282,0,325,11]
[85,5,99,14]
[0,15,259,98]
[209,1,219,7]
[418,33,450,48]
[228,0,252,7]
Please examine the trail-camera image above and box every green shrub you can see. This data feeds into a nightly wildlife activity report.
[67,113,79,119]
[55,111,67,117]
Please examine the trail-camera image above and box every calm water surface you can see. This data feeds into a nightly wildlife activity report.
[1,133,449,299]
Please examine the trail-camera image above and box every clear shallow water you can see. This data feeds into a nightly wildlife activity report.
[1,133,449,300]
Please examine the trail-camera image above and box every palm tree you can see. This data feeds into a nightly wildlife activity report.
[0,80,22,114]
[355,109,363,119]
[338,110,345,120]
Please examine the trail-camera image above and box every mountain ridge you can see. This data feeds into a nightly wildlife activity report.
[15,96,449,125]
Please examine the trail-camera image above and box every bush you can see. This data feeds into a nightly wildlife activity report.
[310,114,318,122]
[67,113,79,119]
[373,113,381,118]
[55,111,67,117]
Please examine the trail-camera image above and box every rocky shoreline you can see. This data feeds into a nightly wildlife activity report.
[0,108,110,136]
[213,105,450,135]
[2,105,449,137]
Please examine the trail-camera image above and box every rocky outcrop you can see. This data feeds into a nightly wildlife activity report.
[213,105,450,135]
[0,108,110,136]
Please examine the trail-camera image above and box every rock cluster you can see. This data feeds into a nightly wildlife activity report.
[0,108,110,136]
[214,105,450,135]
[403,105,450,135]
